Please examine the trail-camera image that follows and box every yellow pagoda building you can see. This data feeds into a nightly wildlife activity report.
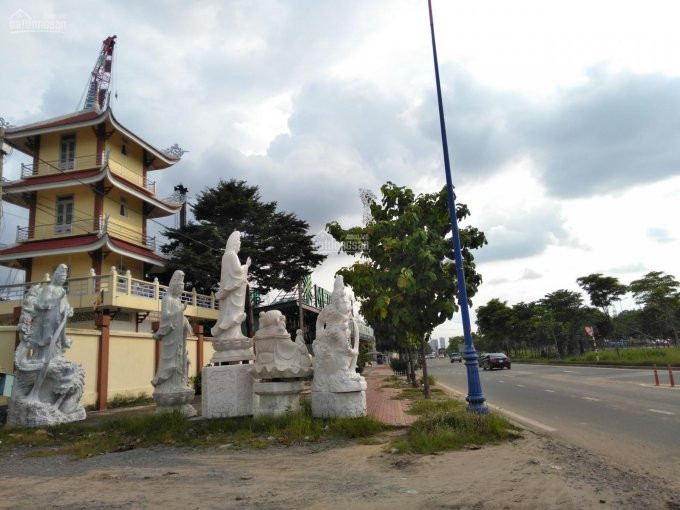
[0,36,217,332]
[0,36,216,409]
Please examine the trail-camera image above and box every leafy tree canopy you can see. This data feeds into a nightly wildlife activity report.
[576,273,627,315]
[160,179,326,294]
[629,271,680,307]
[327,181,486,348]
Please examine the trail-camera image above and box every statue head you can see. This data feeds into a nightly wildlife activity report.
[169,270,185,297]
[331,275,351,315]
[52,264,68,286]
[226,231,241,253]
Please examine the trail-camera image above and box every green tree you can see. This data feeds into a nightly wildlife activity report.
[629,271,680,344]
[539,290,586,355]
[160,179,326,294]
[576,273,627,315]
[327,182,487,397]
[476,299,514,353]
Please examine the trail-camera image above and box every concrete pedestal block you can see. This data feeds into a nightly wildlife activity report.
[201,364,253,418]
[311,390,367,418]
[252,380,304,417]
[153,388,197,417]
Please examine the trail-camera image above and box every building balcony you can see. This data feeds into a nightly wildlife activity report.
[0,267,218,321]
[20,152,156,194]
[16,214,158,251]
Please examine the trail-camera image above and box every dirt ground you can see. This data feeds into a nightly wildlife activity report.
[1,429,678,510]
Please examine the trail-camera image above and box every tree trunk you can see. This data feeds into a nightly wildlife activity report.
[420,335,430,399]
[407,350,417,387]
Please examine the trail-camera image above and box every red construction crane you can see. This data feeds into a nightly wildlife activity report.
[82,35,117,111]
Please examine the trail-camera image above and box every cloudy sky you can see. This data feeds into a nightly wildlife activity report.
[1,0,679,339]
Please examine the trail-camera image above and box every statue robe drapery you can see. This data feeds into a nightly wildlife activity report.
[211,249,248,339]
[152,292,191,391]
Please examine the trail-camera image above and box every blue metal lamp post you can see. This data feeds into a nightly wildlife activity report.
[427,0,487,413]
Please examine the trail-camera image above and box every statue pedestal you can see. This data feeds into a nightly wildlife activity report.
[153,388,197,417]
[202,363,253,418]
[311,386,367,418]
[252,380,304,417]
[8,397,86,428]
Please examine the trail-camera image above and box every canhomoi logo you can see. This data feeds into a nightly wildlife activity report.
[313,230,368,254]
[10,9,66,33]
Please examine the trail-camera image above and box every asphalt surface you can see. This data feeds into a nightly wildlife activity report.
[427,358,680,477]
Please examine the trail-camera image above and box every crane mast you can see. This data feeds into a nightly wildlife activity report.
[82,35,116,111]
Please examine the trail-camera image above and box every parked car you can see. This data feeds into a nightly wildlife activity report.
[479,353,511,370]
[450,352,463,363]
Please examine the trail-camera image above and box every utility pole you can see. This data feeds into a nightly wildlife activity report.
[173,184,188,228]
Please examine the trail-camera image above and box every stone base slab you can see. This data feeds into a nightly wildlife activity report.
[211,349,255,364]
[202,364,253,418]
[311,390,367,418]
[252,380,303,417]
[153,388,197,417]
[7,398,86,428]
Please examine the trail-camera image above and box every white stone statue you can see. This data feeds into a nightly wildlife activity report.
[211,231,253,361]
[252,310,312,380]
[8,264,86,427]
[151,270,196,416]
[312,275,365,394]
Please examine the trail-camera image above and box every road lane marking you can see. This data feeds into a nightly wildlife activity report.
[544,389,555,393]
[648,409,675,415]
[436,381,558,433]
[497,380,505,383]
[563,370,578,373]
[582,397,600,401]
[516,384,526,388]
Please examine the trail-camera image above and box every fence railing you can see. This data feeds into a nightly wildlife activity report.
[15,214,157,252]
[19,152,156,195]
[0,269,218,317]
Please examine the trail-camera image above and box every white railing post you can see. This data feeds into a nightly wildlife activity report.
[192,288,197,307]
[211,292,216,310]
[110,266,118,300]
[125,269,132,295]
[89,268,96,293]
[153,277,160,302]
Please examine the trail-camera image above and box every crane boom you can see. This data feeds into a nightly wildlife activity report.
[82,35,117,111]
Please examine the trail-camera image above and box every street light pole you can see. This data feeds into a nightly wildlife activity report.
[427,0,487,413]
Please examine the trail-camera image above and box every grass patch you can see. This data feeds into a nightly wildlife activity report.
[107,392,154,409]
[390,386,518,455]
[514,347,680,366]
[0,399,391,458]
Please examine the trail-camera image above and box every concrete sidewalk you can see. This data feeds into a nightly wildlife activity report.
[84,365,417,427]
[363,365,416,426]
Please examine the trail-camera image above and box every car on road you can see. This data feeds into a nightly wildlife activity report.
[450,352,463,363]
[479,353,511,370]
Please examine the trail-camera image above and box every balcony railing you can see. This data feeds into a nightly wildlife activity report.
[16,214,157,252]
[20,152,156,195]
[0,268,218,320]
[17,217,100,241]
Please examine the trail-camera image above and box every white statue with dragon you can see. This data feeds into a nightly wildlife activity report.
[8,264,86,427]
[210,230,254,363]
[311,275,366,418]
[151,270,196,416]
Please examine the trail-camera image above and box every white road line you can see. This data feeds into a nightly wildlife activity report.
[582,397,600,401]
[497,380,505,383]
[563,370,578,373]
[648,409,675,415]
[516,384,526,388]
[544,389,555,393]
[436,381,558,433]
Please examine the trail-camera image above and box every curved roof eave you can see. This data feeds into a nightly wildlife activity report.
[106,168,183,218]
[5,108,180,169]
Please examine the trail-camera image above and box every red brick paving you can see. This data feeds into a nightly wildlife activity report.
[364,365,417,426]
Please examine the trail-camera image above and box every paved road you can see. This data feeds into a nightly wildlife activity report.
[427,358,680,477]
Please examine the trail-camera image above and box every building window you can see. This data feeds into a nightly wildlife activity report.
[121,140,128,156]
[55,195,74,234]
[59,134,76,170]
[119,196,128,217]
